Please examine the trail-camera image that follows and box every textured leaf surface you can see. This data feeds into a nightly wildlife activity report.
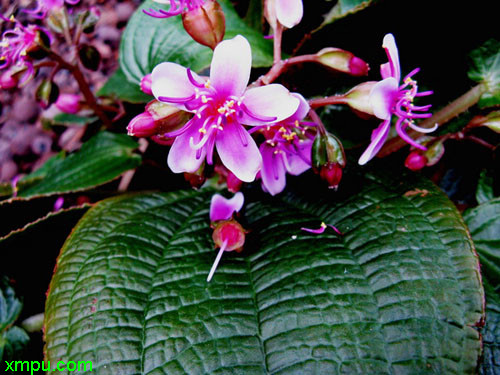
[476,169,495,204]
[464,198,500,290]
[468,39,500,108]
[119,0,273,84]
[50,113,98,127]
[480,281,500,375]
[44,172,483,374]
[13,131,140,198]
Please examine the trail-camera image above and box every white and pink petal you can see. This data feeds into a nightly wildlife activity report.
[275,0,303,29]
[369,77,398,120]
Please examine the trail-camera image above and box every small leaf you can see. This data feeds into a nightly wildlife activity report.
[44,170,483,374]
[0,326,29,363]
[468,39,500,108]
[119,0,273,84]
[97,68,152,103]
[0,282,22,332]
[476,169,495,204]
[13,131,140,198]
[321,0,376,27]
[50,113,98,127]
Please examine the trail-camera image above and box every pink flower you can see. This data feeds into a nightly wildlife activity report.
[0,18,44,84]
[151,35,299,182]
[265,0,303,29]
[144,0,205,18]
[259,93,314,195]
[24,0,80,19]
[207,192,246,282]
[359,34,435,165]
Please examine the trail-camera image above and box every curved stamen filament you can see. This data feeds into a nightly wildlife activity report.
[241,103,277,122]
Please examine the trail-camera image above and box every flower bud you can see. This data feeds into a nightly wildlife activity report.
[404,151,427,171]
[77,6,101,34]
[145,100,192,134]
[312,132,346,189]
[140,74,153,96]
[319,162,343,190]
[36,80,59,109]
[212,220,246,252]
[182,0,225,50]
[479,112,500,134]
[78,44,101,71]
[342,81,377,118]
[316,48,369,76]
[25,29,51,60]
[127,112,156,137]
[55,93,80,114]
[0,70,18,89]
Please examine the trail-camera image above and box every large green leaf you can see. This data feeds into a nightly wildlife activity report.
[464,197,500,291]
[44,170,483,374]
[97,68,152,104]
[10,131,140,199]
[480,281,500,375]
[468,39,500,108]
[119,0,273,84]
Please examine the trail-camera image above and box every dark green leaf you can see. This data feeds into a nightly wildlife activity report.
[13,132,140,198]
[97,68,152,103]
[119,0,273,84]
[0,327,29,363]
[50,113,98,127]
[244,0,263,31]
[320,0,376,28]
[45,170,483,374]
[464,197,500,291]
[468,39,500,108]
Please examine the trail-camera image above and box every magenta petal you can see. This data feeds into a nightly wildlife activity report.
[216,122,262,182]
[301,224,326,234]
[210,35,251,97]
[275,0,303,28]
[151,62,198,110]
[167,122,206,173]
[260,143,286,196]
[284,140,312,175]
[240,84,300,126]
[358,120,391,165]
[369,77,398,120]
[381,33,400,82]
[209,192,244,222]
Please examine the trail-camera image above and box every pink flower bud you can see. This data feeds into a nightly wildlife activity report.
[405,151,427,171]
[182,0,225,49]
[212,220,246,252]
[316,48,369,76]
[319,162,343,190]
[0,71,18,89]
[184,172,206,189]
[55,93,80,114]
[140,73,152,96]
[127,112,156,137]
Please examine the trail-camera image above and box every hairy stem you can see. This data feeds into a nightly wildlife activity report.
[309,95,348,109]
[252,54,317,87]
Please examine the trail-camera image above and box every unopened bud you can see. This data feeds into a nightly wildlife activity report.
[342,81,377,117]
[312,132,346,171]
[25,29,51,60]
[150,134,175,146]
[55,93,80,114]
[36,80,59,109]
[405,151,427,171]
[212,220,246,252]
[140,74,153,96]
[78,44,101,71]
[145,100,192,133]
[78,6,101,34]
[316,48,369,76]
[182,0,225,49]
[480,112,500,134]
[319,162,343,190]
[0,71,18,89]
[127,112,156,137]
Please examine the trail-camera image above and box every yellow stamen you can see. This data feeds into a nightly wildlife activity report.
[201,95,208,104]
[204,80,211,89]
[199,128,207,134]
[217,107,226,114]
[320,222,327,229]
